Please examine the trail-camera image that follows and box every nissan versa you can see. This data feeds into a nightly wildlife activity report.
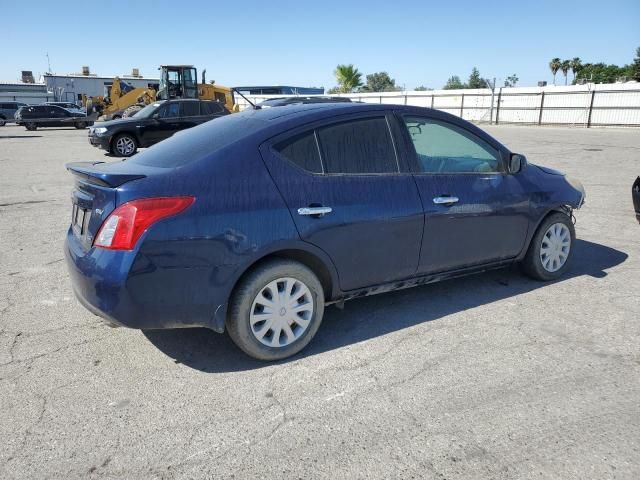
[65,103,585,360]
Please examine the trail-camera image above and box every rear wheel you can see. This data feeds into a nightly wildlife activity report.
[0,116,6,126]
[25,122,37,131]
[111,133,138,157]
[521,212,575,281]
[227,259,325,361]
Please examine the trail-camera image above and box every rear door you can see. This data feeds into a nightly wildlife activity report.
[260,112,424,291]
[399,113,530,274]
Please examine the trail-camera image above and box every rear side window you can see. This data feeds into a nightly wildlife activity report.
[201,102,223,115]
[317,117,398,174]
[181,101,200,117]
[274,131,322,173]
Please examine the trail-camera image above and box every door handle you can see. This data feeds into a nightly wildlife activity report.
[297,206,332,217]
[433,196,459,205]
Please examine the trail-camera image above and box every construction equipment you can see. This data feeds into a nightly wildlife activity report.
[83,65,237,120]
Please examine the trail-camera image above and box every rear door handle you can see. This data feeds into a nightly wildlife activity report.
[433,196,459,205]
[298,206,332,216]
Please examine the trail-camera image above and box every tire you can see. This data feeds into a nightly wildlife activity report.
[521,212,575,281]
[122,104,143,118]
[74,121,87,129]
[227,259,325,361]
[111,133,138,157]
[25,122,37,131]
[0,116,6,126]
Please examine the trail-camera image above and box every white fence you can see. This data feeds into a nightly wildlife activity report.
[236,83,640,127]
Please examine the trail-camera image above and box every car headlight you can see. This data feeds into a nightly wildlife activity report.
[94,127,107,134]
[566,175,586,208]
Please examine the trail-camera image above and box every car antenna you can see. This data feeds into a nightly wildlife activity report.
[232,88,261,110]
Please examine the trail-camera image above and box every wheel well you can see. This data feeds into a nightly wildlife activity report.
[232,249,334,302]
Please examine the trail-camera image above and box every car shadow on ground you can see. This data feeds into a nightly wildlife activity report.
[142,239,627,373]
[0,135,43,139]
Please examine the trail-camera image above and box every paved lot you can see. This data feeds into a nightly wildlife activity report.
[1,123,639,479]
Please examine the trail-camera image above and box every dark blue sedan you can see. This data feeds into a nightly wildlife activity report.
[65,103,585,360]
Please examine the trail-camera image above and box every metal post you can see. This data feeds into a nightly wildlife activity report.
[488,77,496,124]
[495,88,502,124]
[379,95,383,104]
[404,93,407,105]
[587,90,596,128]
[431,95,434,109]
[538,91,545,126]
[460,93,465,118]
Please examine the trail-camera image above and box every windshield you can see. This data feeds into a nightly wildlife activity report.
[132,102,162,118]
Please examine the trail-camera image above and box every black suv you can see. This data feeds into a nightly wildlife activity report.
[15,104,92,130]
[88,99,229,156]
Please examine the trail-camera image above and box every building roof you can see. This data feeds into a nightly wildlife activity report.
[42,73,159,81]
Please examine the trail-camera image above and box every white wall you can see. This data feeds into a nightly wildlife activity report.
[236,83,640,127]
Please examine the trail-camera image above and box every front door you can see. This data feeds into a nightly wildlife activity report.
[261,114,424,291]
[143,101,182,145]
[400,114,530,274]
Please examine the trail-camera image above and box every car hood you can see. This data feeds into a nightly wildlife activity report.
[96,117,145,129]
[532,164,565,176]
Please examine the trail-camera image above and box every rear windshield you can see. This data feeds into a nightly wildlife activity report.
[127,112,264,168]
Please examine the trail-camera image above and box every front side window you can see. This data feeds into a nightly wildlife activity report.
[404,116,501,173]
[317,117,398,174]
[274,131,323,173]
[158,102,180,119]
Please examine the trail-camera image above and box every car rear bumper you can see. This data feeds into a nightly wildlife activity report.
[65,227,229,331]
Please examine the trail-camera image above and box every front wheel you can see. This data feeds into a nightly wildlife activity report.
[521,212,575,281]
[111,133,138,157]
[25,122,37,131]
[75,121,87,129]
[227,259,325,361]
[0,116,6,126]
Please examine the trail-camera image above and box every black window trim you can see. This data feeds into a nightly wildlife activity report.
[398,113,506,176]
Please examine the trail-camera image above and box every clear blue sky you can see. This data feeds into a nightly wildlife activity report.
[3,0,639,89]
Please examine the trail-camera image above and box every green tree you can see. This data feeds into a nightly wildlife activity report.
[570,57,582,82]
[333,64,363,93]
[575,63,626,83]
[549,58,561,85]
[504,74,519,87]
[630,47,640,81]
[443,75,465,90]
[467,67,488,89]
[560,60,571,85]
[414,85,432,91]
[360,72,399,92]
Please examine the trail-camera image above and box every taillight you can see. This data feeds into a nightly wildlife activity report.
[94,196,195,250]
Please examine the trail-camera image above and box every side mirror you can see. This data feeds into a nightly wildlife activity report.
[509,153,527,174]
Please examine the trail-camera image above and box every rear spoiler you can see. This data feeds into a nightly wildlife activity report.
[65,161,146,187]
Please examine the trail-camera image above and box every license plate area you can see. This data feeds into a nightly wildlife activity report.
[71,204,91,237]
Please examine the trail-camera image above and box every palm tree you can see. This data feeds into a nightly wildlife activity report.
[334,64,363,93]
[570,57,582,83]
[549,58,561,85]
[560,60,571,85]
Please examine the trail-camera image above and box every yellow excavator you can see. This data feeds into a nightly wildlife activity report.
[83,65,238,119]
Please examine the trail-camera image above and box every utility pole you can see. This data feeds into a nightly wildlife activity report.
[485,77,496,124]
[46,53,52,74]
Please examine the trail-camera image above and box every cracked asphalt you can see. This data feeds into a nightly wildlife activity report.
[1,124,639,479]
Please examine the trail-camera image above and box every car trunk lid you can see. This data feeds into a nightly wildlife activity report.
[66,161,148,249]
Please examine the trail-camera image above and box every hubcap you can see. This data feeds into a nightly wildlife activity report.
[540,222,571,272]
[250,277,314,348]
[116,136,135,155]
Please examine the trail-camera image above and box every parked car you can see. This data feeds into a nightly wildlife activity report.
[633,177,640,222]
[258,96,352,108]
[88,99,229,157]
[45,101,85,114]
[65,103,585,360]
[15,104,92,130]
[0,101,27,126]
